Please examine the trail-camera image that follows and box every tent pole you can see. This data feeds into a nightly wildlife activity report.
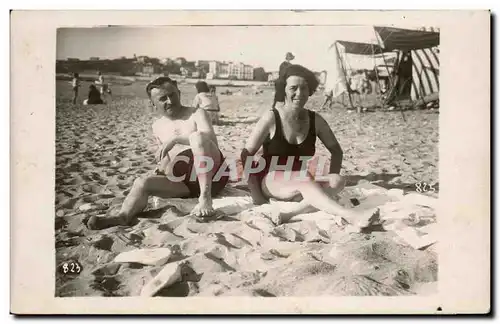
[373,26,406,122]
[373,29,394,99]
[371,44,382,104]
[335,42,355,110]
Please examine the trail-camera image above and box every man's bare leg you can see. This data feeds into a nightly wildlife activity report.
[188,131,222,218]
[86,175,190,230]
[262,171,379,228]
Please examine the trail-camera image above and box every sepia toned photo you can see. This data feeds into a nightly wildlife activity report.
[11,10,490,314]
[54,24,440,298]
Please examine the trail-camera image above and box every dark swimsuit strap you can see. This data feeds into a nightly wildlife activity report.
[271,108,284,140]
[307,110,316,138]
[271,108,316,143]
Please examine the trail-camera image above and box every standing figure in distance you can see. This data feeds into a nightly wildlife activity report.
[272,52,295,109]
[192,81,221,125]
[71,72,80,105]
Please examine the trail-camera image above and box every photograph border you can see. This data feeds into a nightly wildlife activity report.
[10,10,490,314]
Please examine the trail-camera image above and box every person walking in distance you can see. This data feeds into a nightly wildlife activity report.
[71,72,80,105]
[272,52,295,109]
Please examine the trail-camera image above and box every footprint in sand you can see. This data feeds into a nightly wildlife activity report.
[81,174,94,182]
[98,192,115,199]
[330,275,414,296]
[96,178,108,186]
[82,184,103,194]
[80,195,101,204]
[64,163,81,173]
[105,170,117,177]
[63,177,85,186]
[59,197,79,209]
[130,161,142,167]
[55,217,68,231]
[118,167,131,174]
[91,263,122,277]
[116,177,128,184]
[91,235,115,251]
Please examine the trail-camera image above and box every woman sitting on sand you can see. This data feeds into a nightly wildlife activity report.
[192,81,221,125]
[83,84,105,105]
[86,77,228,230]
[240,64,379,229]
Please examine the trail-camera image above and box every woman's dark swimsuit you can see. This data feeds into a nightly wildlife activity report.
[253,108,317,181]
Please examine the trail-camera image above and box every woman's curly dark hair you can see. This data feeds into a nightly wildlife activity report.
[274,64,319,103]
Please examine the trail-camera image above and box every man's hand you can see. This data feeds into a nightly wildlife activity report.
[155,147,164,163]
[155,138,177,163]
[155,154,173,176]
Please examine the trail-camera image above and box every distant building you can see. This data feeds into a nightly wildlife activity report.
[267,71,279,82]
[136,56,148,64]
[160,57,172,65]
[142,64,155,75]
[90,57,100,61]
[175,57,187,66]
[196,60,210,68]
[208,61,254,80]
[137,63,162,76]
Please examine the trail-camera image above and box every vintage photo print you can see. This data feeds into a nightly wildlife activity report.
[10,10,490,314]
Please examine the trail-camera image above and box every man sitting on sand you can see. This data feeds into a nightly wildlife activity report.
[86,77,229,230]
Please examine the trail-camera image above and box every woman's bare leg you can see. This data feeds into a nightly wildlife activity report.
[261,171,378,227]
[270,173,346,223]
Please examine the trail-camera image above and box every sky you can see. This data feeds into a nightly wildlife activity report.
[57,26,386,72]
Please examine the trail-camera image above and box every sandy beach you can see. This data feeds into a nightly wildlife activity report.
[55,79,439,297]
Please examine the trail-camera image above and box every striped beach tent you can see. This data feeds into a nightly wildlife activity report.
[374,26,440,106]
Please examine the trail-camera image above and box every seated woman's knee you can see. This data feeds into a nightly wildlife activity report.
[328,174,345,189]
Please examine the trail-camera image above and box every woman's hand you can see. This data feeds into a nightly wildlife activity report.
[252,194,269,206]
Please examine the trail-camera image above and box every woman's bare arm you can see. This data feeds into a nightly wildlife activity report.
[241,110,274,204]
[316,113,343,174]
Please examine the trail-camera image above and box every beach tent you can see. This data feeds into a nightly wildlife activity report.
[374,26,440,107]
[324,39,394,109]
[325,26,440,109]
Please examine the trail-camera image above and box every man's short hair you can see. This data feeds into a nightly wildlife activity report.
[146,77,179,99]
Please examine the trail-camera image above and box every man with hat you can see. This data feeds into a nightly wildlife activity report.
[272,52,295,109]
